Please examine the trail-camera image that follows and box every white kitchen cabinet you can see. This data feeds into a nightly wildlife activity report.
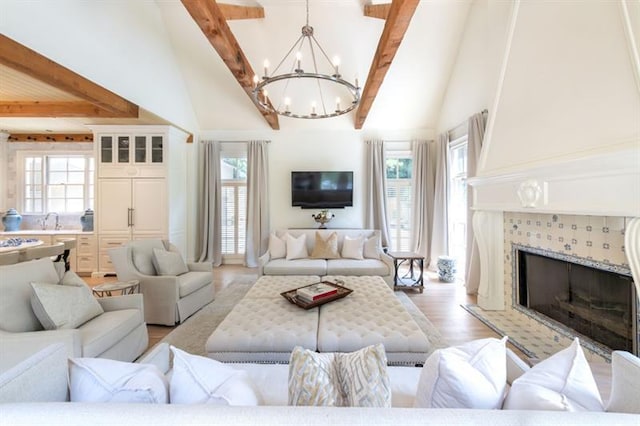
[75,234,97,274]
[92,125,188,275]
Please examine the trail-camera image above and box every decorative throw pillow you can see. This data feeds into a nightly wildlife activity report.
[170,346,261,405]
[268,233,286,259]
[69,357,168,403]
[152,248,189,276]
[503,338,604,412]
[288,344,391,407]
[310,232,340,259]
[60,269,90,287]
[286,234,308,260]
[341,235,364,260]
[414,337,508,409]
[30,282,104,330]
[363,235,381,259]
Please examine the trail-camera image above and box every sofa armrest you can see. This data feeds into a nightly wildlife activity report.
[97,294,144,312]
[138,342,171,374]
[607,351,640,413]
[258,251,271,276]
[188,262,212,272]
[0,329,80,373]
[505,347,529,385]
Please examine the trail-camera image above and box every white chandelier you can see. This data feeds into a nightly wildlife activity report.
[251,0,360,119]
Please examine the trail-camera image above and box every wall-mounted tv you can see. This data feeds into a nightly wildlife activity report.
[291,171,353,209]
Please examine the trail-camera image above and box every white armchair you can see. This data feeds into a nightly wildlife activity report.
[108,239,214,326]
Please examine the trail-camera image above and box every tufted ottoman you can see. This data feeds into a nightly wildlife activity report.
[206,275,431,365]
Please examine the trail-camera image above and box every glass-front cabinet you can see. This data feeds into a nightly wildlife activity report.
[99,134,164,166]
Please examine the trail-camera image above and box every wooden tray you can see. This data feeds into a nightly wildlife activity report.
[281,281,353,309]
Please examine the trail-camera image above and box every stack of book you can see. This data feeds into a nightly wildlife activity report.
[296,282,338,303]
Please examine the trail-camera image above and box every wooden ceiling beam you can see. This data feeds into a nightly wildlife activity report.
[8,133,93,142]
[0,34,139,118]
[0,101,134,118]
[181,0,279,129]
[218,3,265,20]
[355,0,419,129]
[364,3,391,20]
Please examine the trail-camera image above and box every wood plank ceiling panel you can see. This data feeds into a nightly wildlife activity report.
[355,0,420,129]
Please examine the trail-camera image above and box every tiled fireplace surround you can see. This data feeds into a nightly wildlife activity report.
[468,147,640,362]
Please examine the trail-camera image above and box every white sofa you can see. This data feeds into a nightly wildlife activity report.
[0,258,148,362]
[259,229,394,286]
[1,342,638,425]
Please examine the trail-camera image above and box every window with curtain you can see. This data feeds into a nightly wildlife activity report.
[448,136,468,275]
[221,156,247,262]
[19,153,94,214]
[385,152,412,251]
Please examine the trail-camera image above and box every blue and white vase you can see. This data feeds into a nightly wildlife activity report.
[437,256,457,283]
[80,209,94,232]
[2,208,22,232]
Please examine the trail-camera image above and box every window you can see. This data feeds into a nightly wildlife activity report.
[448,137,468,276]
[221,156,247,261]
[385,152,412,251]
[19,153,94,214]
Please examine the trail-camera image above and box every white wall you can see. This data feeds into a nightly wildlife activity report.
[1,0,199,133]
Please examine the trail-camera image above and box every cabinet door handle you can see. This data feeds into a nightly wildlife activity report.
[130,208,135,227]
[127,208,132,227]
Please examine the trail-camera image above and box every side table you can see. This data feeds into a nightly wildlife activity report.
[388,251,424,293]
[92,280,140,297]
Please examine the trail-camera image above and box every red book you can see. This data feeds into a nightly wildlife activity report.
[296,283,338,302]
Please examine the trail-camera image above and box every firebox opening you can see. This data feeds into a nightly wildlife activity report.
[516,248,636,356]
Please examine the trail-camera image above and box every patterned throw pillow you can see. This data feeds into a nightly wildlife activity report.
[310,232,340,259]
[288,344,391,407]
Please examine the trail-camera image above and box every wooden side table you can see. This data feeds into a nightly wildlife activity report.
[92,280,140,297]
[388,251,424,293]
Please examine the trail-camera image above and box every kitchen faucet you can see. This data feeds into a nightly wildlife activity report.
[39,212,61,230]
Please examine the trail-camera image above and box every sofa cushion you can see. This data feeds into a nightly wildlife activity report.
[129,239,166,276]
[326,259,388,276]
[69,357,167,403]
[286,233,308,260]
[78,309,143,358]
[288,344,391,407]
[0,258,61,332]
[170,346,260,405]
[310,232,340,259]
[178,271,212,298]
[341,236,364,260]
[30,282,104,330]
[414,337,508,409]
[263,258,327,276]
[503,338,603,412]
[364,235,382,259]
[268,233,286,259]
[152,248,189,276]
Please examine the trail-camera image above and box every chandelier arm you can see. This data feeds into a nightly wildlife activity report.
[311,34,337,75]
[306,36,327,115]
[271,35,305,75]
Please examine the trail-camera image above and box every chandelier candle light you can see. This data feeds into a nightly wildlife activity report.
[251,0,360,119]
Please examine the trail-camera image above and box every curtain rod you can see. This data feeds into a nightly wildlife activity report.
[447,109,488,138]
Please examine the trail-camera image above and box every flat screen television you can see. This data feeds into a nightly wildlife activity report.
[291,171,353,209]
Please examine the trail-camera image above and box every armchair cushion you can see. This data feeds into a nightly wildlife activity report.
[178,272,213,298]
[30,282,104,330]
[130,239,166,276]
[152,248,188,276]
[78,309,144,358]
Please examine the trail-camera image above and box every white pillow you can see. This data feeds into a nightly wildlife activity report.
[363,235,381,259]
[30,282,104,330]
[286,234,308,260]
[503,338,604,412]
[414,336,508,409]
[341,235,364,260]
[152,248,189,276]
[69,357,168,403]
[268,233,286,259]
[169,346,261,405]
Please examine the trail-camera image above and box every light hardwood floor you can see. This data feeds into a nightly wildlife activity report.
[85,266,611,401]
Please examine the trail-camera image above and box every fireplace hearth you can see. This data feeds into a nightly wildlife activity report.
[513,244,637,357]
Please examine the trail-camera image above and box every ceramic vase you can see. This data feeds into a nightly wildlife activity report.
[80,209,94,232]
[2,208,22,232]
[437,256,457,283]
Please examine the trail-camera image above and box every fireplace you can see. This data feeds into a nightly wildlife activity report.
[514,245,637,356]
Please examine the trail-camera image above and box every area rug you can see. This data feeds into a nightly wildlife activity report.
[149,278,447,359]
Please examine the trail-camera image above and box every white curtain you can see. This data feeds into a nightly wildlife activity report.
[245,141,270,267]
[410,140,435,265]
[364,140,390,248]
[465,112,487,294]
[197,140,222,266]
[430,133,449,268]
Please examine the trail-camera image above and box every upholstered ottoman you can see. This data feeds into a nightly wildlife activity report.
[243,275,321,299]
